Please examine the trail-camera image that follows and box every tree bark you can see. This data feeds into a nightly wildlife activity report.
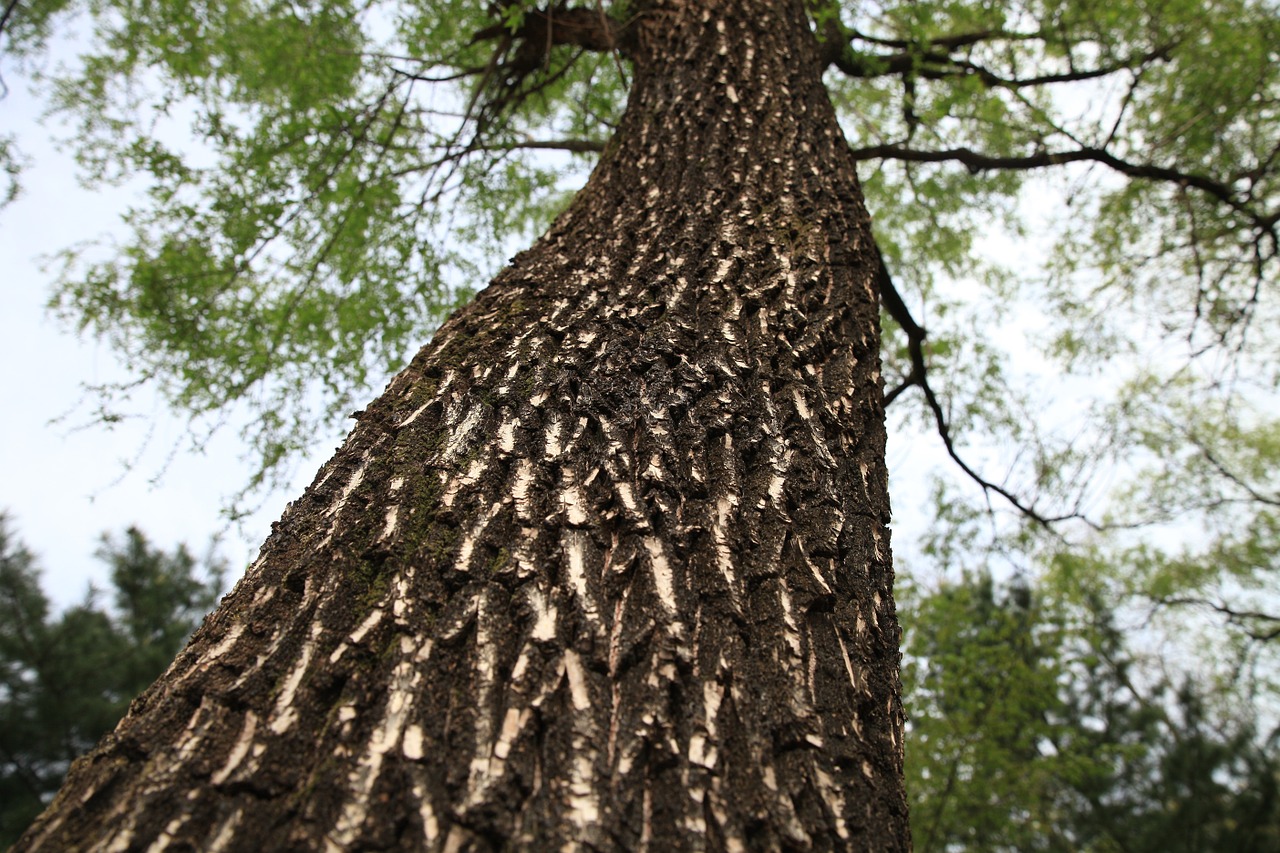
[17,0,908,849]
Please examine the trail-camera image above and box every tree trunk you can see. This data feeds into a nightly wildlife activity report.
[17,0,908,849]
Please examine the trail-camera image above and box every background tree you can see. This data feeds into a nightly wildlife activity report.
[901,571,1280,852]
[0,515,224,848]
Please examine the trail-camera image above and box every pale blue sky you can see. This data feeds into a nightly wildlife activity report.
[0,72,322,608]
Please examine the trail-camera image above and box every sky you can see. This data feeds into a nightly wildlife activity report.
[0,74,327,609]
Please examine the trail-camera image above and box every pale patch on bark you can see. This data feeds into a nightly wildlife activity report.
[776,578,803,659]
[329,640,431,848]
[615,481,645,525]
[529,585,559,641]
[768,471,786,505]
[442,406,483,465]
[834,629,865,697]
[403,725,424,760]
[141,815,188,853]
[493,707,530,763]
[561,475,590,525]
[545,414,564,460]
[498,414,519,453]
[513,458,535,521]
[803,549,834,595]
[329,607,383,664]
[269,621,325,735]
[210,712,258,785]
[791,386,811,421]
[641,782,653,849]
[398,400,431,428]
[465,591,500,799]
[102,828,135,853]
[455,504,502,573]
[712,493,740,597]
[713,256,735,282]
[562,650,601,837]
[166,698,216,771]
[250,583,275,608]
[199,622,245,667]
[442,457,485,508]
[814,767,852,840]
[412,782,440,846]
[564,530,601,628]
[324,455,369,518]
[204,810,243,853]
[642,536,678,616]
[643,452,664,481]
[379,505,399,542]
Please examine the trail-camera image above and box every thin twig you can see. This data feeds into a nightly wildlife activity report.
[876,247,1072,527]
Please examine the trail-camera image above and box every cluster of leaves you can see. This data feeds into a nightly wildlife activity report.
[807,2,1280,761]
[819,0,1280,519]
[1,0,627,501]
[902,570,1280,852]
[0,515,224,847]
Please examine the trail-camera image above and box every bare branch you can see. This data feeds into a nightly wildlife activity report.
[831,43,1171,91]
[391,65,487,84]
[1158,597,1280,642]
[876,248,1072,527]
[845,26,1038,51]
[470,6,633,58]
[848,142,1276,233]
[1185,430,1280,509]
[390,138,604,182]
[0,0,20,45]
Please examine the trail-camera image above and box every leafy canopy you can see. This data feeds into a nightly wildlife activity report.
[2,0,1276,502]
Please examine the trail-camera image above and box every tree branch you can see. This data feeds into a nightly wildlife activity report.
[876,248,1068,527]
[0,0,21,44]
[389,138,605,182]
[830,44,1170,91]
[1158,596,1280,642]
[846,26,1042,51]
[471,6,633,58]
[0,0,20,99]
[849,142,1273,231]
[1185,429,1280,509]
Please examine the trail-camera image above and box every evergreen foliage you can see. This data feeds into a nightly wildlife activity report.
[0,516,224,847]
[902,572,1280,852]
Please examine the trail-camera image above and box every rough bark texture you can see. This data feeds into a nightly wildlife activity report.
[17,0,908,849]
